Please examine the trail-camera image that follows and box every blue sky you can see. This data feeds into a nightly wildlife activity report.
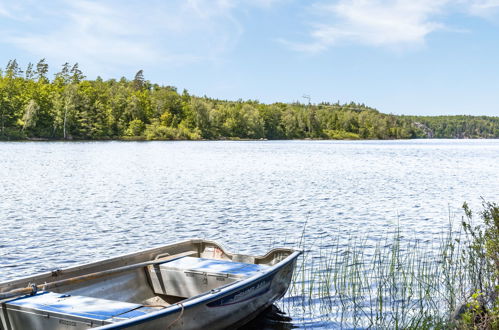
[0,0,498,116]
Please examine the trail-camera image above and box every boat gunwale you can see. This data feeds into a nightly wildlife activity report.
[0,238,297,292]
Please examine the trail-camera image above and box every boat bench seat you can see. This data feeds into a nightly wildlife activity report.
[148,257,269,297]
[3,291,156,328]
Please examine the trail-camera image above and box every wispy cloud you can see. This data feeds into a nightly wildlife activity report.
[467,0,499,17]
[4,1,162,75]
[284,0,499,53]
[248,0,284,8]
[0,5,8,17]
[287,0,452,52]
[5,0,496,68]
[0,1,33,20]
[0,1,15,18]
[2,0,279,75]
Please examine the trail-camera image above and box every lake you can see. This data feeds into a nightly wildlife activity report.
[1,140,498,328]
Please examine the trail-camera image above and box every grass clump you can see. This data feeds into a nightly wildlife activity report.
[281,200,499,329]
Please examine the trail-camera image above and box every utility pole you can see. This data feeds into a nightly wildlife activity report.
[302,94,311,105]
[302,95,312,135]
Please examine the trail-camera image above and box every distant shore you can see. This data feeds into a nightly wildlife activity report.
[2,136,498,142]
[2,60,498,142]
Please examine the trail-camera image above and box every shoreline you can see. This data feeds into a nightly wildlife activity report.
[1,136,498,142]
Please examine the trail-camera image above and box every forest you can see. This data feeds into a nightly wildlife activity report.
[1,59,498,141]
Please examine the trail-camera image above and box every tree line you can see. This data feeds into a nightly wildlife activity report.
[1,60,498,141]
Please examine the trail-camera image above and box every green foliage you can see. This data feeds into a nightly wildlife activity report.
[460,290,499,329]
[403,115,499,138]
[125,119,145,137]
[0,127,26,140]
[459,201,499,329]
[21,99,39,133]
[323,129,360,139]
[144,120,201,140]
[1,59,498,141]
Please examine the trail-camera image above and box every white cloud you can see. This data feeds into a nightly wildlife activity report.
[0,1,33,20]
[248,0,284,8]
[285,0,499,52]
[6,0,496,65]
[0,1,14,18]
[467,0,499,17]
[288,0,452,52]
[0,5,8,17]
[5,1,167,75]
[182,0,234,21]
[3,0,280,75]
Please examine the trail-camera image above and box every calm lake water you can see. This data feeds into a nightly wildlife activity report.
[1,140,498,328]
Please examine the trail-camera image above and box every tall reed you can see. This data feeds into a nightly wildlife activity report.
[279,205,498,329]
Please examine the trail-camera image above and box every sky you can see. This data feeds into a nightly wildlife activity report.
[0,0,499,116]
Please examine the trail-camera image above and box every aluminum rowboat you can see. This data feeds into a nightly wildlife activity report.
[0,239,300,329]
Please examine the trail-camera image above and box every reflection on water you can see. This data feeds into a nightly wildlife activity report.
[240,305,295,330]
[1,140,498,328]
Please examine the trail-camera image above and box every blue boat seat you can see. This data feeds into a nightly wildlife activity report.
[4,291,156,325]
[148,257,270,297]
[161,257,269,277]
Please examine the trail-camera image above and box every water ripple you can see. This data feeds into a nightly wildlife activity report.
[1,140,498,327]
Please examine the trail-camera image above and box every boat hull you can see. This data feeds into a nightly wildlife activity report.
[97,255,297,329]
[0,240,300,330]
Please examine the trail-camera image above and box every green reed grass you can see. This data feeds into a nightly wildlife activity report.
[279,215,497,329]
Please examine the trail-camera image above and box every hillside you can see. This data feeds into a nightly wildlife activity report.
[1,60,498,140]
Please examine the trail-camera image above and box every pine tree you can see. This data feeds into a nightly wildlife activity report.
[36,59,49,82]
[70,63,85,83]
[133,70,145,90]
